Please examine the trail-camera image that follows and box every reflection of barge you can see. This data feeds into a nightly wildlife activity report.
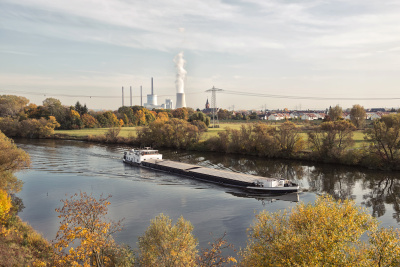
[123,148,299,193]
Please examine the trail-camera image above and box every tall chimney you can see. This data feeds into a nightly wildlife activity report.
[140,85,143,106]
[151,77,153,95]
[122,86,124,106]
[130,86,132,106]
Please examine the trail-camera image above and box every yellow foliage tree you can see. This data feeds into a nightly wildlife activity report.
[240,195,400,266]
[0,131,30,193]
[53,192,132,266]
[156,111,169,122]
[138,213,198,267]
[0,189,11,224]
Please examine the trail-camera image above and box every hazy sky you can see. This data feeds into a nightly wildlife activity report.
[1,0,400,111]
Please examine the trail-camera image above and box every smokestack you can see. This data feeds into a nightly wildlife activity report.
[122,86,124,106]
[151,77,154,95]
[140,85,143,106]
[130,86,132,106]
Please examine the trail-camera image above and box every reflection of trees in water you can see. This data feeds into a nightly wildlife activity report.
[306,165,363,201]
[145,149,400,221]
[10,194,25,215]
[361,173,400,222]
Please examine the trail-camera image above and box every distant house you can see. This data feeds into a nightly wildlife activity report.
[268,113,284,121]
[301,113,318,120]
[316,113,327,120]
[290,113,300,119]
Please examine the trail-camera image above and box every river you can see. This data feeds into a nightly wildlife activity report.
[15,139,400,252]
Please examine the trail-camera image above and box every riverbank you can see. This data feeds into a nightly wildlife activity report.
[50,125,397,172]
[54,123,367,146]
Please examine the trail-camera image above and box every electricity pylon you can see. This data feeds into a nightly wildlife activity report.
[205,86,223,128]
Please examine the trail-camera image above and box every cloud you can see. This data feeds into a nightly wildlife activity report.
[3,0,400,58]
[2,0,400,110]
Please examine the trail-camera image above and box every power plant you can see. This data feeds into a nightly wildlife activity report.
[122,52,189,109]
[144,77,160,109]
[144,77,171,109]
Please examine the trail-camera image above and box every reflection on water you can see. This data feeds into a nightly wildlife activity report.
[14,139,400,251]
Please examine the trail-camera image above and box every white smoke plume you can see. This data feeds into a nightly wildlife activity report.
[174,51,187,94]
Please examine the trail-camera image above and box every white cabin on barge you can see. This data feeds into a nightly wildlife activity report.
[123,148,162,165]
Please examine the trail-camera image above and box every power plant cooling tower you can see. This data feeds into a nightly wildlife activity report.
[176,93,186,108]
[147,94,157,105]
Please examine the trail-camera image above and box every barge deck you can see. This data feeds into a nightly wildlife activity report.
[138,159,298,193]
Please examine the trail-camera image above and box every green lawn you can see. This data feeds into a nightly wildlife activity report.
[55,127,141,138]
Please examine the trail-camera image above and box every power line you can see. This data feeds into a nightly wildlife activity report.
[4,88,400,101]
[222,90,400,101]
[0,89,204,98]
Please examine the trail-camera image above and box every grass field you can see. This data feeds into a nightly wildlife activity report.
[55,122,368,147]
[55,127,141,138]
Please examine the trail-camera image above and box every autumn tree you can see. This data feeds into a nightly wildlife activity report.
[82,113,98,128]
[132,109,146,126]
[43,98,63,116]
[368,227,400,266]
[365,113,400,167]
[189,111,210,127]
[96,111,120,128]
[144,110,156,124]
[69,109,83,129]
[136,119,202,149]
[350,104,367,129]
[118,106,135,126]
[18,116,60,138]
[0,189,12,225]
[53,192,133,266]
[328,105,343,121]
[105,127,121,142]
[138,213,198,267]
[240,195,400,266]
[217,109,232,120]
[0,95,29,118]
[171,108,189,120]
[206,123,280,157]
[275,121,305,156]
[0,131,30,193]
[308,120,356,159]
[156,111,169,122]
[197,233,237,266]
[0,117,20,137]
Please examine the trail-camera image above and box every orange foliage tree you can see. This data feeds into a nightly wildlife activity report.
[53,192,132,266]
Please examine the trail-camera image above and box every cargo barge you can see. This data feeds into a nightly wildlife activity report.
[123,148,299,193]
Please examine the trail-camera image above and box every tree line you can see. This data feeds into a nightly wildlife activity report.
[0,95,210,137]
[2,95,400,170]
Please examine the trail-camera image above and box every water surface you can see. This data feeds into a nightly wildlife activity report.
[15,139,400,251]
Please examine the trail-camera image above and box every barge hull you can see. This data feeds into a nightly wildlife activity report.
[125,159,299,193]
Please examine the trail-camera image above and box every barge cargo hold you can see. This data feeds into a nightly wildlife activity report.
[123,148,299,193]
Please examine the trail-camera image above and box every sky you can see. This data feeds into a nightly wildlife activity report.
[1,0,400,111]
